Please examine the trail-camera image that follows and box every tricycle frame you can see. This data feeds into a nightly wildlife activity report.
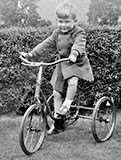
[19,56,116,155]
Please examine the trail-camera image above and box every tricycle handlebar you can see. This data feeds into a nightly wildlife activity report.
[19,56,70,67]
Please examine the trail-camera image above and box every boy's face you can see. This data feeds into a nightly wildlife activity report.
[57,16,76,33]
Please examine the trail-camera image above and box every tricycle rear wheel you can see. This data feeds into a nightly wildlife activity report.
[91,96,116,142]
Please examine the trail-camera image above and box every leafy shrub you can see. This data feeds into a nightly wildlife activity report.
[0,25,121,115]
[0,26,55,114]
[81,25,121,106]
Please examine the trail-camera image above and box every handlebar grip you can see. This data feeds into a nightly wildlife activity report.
[19,52,27,57]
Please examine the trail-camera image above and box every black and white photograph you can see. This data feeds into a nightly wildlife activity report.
[0,0,121,160]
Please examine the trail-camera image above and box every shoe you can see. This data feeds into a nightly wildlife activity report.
[54,114,66,130]
[47,125,59,135]
[47,115,65,135]
[60,105,69,115]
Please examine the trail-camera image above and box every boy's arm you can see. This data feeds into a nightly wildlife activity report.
[29,30,57,57]
[69,28,86,62]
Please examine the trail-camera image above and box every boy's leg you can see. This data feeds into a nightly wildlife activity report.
[53,90,63,115]
[60,77,78,113]
[48,76,78,134]
[66,77,78,100]
[48,90,64,135]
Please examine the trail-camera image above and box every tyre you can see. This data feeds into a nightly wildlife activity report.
[19,104,46,155]
[91,96,116,142]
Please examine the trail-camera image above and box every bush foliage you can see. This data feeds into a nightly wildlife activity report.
[0,25,121,114]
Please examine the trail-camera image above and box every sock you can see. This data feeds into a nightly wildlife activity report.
[60,98,73,112]
[54,112,58,118]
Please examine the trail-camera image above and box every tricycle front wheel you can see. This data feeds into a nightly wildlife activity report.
[19,104,46,155]
[91,96,116,142]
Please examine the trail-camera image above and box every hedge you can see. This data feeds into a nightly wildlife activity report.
[0,25,121,115]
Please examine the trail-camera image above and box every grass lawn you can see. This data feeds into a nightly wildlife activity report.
[0,110,121,160]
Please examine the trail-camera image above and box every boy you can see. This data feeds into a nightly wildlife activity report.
[20,0,94,134]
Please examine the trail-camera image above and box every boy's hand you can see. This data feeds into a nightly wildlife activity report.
[69,55,77,63]
[19,52,33,58]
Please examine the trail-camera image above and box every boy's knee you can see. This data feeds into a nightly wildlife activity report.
[53,90,62,99]
[68,77,78,86]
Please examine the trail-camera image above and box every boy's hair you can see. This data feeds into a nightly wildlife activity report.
[56,0,76,20]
